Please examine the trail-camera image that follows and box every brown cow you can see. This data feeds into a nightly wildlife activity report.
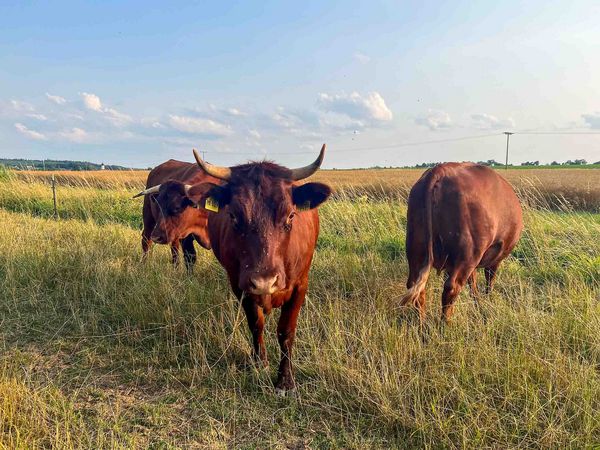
[133,159,219,272]
[400,162,523,322]
[182,145,331,394]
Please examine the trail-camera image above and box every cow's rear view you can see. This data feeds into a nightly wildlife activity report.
[401,163,523,321]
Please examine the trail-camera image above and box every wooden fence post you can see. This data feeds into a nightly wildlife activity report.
[51,174,58,219]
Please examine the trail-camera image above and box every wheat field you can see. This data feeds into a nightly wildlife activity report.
[0,168,599,448]
[13,166,600,212]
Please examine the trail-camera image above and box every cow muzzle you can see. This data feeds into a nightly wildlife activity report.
[247,274,282,295]
[150,229,168,245]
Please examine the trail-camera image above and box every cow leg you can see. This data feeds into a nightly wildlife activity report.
[467,270,480,304]
[141,234,153,260]
[484,263,500,294]
[275,284,306,394]
[441,265,473,322]
[242,295,268,367]
[141,196,155,261]
[405,254,429,321]
[181,235,197,274]
[170,241,181,267]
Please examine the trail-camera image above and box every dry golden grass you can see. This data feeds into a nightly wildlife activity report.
[14,166,600,211]
[13,169,148,190]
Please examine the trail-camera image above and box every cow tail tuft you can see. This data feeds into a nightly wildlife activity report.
[400,169,438,307]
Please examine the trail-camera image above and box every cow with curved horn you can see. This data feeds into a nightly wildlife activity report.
[183,145,332,394]
[133,158,220,272]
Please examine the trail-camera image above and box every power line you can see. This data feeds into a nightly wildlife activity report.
[199,129,599,159]
[203,132,502,156]
[513,131,600,135]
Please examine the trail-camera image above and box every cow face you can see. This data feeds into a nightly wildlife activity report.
[186,147,331,296]
[149,181,199,244]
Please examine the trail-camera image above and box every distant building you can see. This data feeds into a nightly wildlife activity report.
[100,163,106,170]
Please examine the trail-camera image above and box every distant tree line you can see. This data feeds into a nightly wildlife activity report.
[549,159,591,166]
[414,159,597,168]
[0,158,132,171]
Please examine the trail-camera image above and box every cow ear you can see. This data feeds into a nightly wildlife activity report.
[292,182,332,210]
[187,183,231,212]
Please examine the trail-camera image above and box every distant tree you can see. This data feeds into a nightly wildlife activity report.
[551,161,560,166]
[564,159,587,166]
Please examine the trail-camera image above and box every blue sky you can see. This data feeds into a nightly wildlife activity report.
[1,0,599,168]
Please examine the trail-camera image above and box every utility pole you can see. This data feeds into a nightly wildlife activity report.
[503,132,514,170]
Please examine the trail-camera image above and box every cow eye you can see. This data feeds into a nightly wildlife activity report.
[229,212,240,229]
[284,212,295,231]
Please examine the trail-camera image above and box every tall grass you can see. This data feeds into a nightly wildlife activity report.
[12,166,600,212]
[0,175,598,448]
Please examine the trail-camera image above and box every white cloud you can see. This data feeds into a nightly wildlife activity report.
[270,107,322,137]
[321,113,365,132]
[353,52,371,64]
[11,100,34,112]
[227,108,245,117]
[14,123,47,140]
[58,127,89,143]
[26,113,48,121]
[46,93,66,105]
[80,92,103,111]
[79,92,131,126]
[104,107,132,126]
[471,113,515,130]
[248,129,261,139]
[317,91,393,122]
[582,112,600,129]
[168,115,233,137]
[140,117,164,129]
[415,109,453,130]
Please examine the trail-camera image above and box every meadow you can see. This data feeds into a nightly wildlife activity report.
[0,167,599,448]
[12,165,600,212]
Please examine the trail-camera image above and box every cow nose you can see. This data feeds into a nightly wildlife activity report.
[249,275,279,295]
[151,233,167,244]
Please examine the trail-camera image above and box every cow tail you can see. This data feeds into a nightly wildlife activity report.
[400,170,438,307]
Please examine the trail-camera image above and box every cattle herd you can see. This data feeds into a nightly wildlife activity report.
[134,145,523,395]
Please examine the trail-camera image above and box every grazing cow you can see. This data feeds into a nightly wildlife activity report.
[400,162,523,322]
[133,159,220,272]
[182,145,331,394]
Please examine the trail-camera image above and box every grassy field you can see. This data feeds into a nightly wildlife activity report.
[0,169,599,448]
[11,165,600,212]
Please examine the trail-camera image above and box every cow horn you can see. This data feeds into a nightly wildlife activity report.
[290,144,326,181]
[193,148,231,180]
[184,184,192,195]
[132,184,161,198]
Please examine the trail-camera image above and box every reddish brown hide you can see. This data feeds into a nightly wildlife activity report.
[401,162,523,322]
[187,146,331,394]
[135,159,220,272]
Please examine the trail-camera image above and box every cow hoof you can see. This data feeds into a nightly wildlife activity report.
[274,387,297,398]
[254,361,269,371]
[274,387,287,397]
